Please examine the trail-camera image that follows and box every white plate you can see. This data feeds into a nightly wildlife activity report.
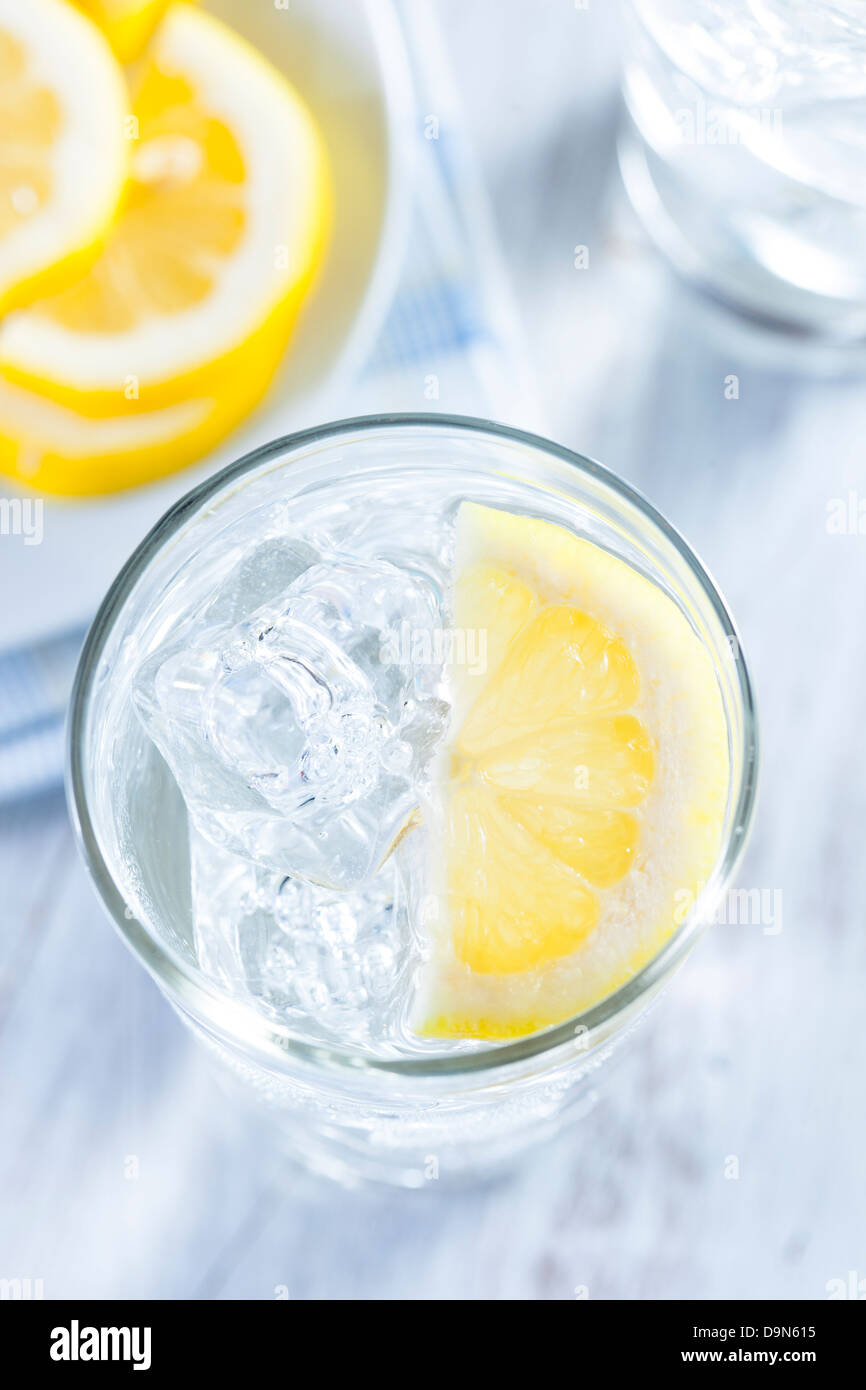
[0,0,413,652]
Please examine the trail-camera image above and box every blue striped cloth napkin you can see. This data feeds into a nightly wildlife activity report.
[0,0,540,805]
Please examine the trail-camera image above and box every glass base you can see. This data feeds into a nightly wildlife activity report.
[204,1035,608,1190]
[618,120,866,346]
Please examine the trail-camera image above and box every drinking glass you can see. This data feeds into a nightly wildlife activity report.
[67,415,758,1187]
[619,0,866,338]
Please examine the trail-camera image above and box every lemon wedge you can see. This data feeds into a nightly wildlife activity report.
[75,1,181,63]
[416,502,730,1041]
[0,0,127,313]
[0,1,330,416]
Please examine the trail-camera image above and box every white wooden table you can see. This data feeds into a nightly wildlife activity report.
[1,1,864,1300]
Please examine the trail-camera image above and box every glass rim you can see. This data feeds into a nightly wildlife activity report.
[66,412,759,1079]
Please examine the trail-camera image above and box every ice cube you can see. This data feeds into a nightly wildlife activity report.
[133,552,449,889]
[189,827,412,1041]
[202,534,320,626]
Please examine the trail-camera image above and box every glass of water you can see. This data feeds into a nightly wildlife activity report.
[619,0,866,337]
[67,416,757,1187]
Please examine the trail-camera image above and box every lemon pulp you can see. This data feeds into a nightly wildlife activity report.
[416,502,730,1041]
[75,0,182,63]
[0,3,330,415]
[0,1,330,494]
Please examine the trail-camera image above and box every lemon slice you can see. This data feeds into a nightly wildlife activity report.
[0,347,277,495]
[416,502,730,1041]
[0,0,127,313]
[75,1,181,63]
[0,2,330,415]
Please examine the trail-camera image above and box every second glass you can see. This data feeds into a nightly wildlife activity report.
[619,0,866,338]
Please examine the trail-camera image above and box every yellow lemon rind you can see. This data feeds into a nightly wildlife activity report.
[0,2,331,414]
